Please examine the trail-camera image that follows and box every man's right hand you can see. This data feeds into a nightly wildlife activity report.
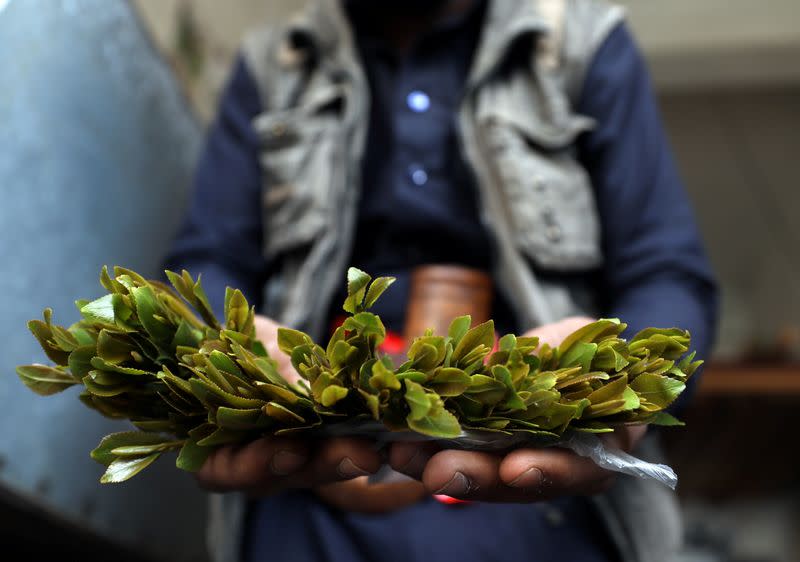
[195,434,382,496]
[195,315,383,496]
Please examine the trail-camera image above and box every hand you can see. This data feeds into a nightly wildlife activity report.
[387,316,647,503]
[196,435,383,497]
[197,315,382,496]
[388,425,646,502]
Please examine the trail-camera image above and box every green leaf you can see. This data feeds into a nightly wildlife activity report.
[396,370,428,384]
[429,367,470,396]
[254,382,302,405]
[447,316,471,347]
[406,396,462,438]
[208,350,244,378]
[329,340,358,369]
[369,360,401,391]
[452,320,494,364]
[89,356,150,376]
[176,439,213,472]
[49,324,80,352]
[630,373,685,410]
[80,295,116,325]
[91,432,174,466]
[28,317,70,365]
[191,274,221,329]
[130,286,174,345]
[101,453,161,483]
[216,406,270,430]
[404,379,433,421]
[320,385,349,407]
[265,401,306,424]
[621,385,641,411]
[358,389,380,419]
[364,276,396,309]
[224,289,250,332]
[586,375,629,405]
[343,268,371,313]
[277,327,311,356]
[538,400,589,431]
[408,339,444,371]
[498,333,516,352]
[554,371,610,391]
[171,319,203,349]
[68,346,97,380]
[96,330,136,364]
[82,373,134,397]
[491,365,525,411]
[559,342,597,373]
[558,319,624,357]
[465,374,507,405]
[110,442,182,456]
[648,411,685,427]
[189,378,263,409]
[584,399,628,419]
[347,312,386,341]
[16,364,78,395]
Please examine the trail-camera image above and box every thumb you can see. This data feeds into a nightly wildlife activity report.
[254,315,302,385]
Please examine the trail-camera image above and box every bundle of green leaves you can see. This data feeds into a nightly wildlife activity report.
[16,267,701,483]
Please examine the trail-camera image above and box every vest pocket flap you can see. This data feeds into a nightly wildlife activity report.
[481,107,593,151]
[253,85,345,147]
[254,92,345,257]
[481,117,603,272]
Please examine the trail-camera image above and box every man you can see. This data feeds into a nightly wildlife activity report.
[165,1,717,560]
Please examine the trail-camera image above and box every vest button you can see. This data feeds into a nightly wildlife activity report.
[546,224,562,242]
[271,122,287,137]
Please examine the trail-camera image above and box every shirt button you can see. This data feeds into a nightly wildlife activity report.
[409,164,428,186]
[407,90,431,113]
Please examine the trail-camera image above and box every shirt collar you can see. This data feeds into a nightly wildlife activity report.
[285,0,553,77]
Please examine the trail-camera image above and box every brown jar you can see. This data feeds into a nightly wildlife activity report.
[403,265,493,343]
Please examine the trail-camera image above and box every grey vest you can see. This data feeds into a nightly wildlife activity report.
[207,2,682,561]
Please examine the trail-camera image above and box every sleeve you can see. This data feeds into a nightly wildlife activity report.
[163,55,266,318]
[576,24,719,409]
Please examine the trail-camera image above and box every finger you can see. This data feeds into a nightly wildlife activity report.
[388,441,441,480]
[314,478,427,514]
[195,437,309,493]
[499,447,615,500]
[420,449,509,501]
[524,316,594,349]
[254,316,301,385]
[281,437,382,489]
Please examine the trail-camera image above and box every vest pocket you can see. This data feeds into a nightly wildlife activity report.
[482,113,603,272]
[253,104,341,258]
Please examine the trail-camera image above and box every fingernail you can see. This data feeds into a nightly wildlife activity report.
[434,471,473,496]
[337,457,371,479]
[509,467,543,488]
[270,451,306,476]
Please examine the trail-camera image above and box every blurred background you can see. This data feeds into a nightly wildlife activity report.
[1,0,798,561]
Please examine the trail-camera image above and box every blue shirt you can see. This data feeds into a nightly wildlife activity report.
[164,11,718,562]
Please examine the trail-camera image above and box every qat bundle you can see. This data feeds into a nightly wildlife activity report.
[16,267,701,483]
